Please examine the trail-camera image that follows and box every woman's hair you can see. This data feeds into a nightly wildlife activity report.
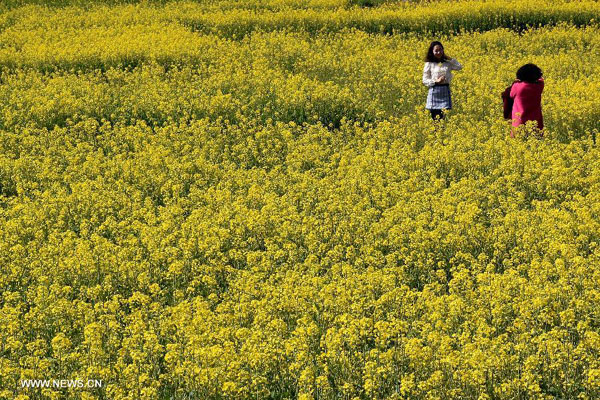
[516,64,543,83]
[425,41,450,62]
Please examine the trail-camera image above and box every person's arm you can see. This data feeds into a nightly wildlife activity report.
[509,81,520,98]
[422,62,435,87]
[447,57,463,71]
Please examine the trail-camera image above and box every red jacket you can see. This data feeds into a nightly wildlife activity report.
[509,78,544,130]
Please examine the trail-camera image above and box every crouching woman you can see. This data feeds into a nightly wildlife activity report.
[510,63,544,137]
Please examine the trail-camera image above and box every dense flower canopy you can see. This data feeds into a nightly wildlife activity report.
[1,0,600,399]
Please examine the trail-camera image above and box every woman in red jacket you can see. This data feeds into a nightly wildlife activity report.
[510,63,544,137]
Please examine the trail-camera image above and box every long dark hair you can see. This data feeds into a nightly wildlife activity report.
[425,41,450,63]
[516,64,543,83]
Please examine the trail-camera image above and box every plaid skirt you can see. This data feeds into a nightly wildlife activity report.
[426,84,452,110]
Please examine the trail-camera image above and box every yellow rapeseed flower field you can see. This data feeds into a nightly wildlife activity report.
[1,0,600,399]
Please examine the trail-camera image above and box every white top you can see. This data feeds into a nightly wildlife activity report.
[422,58,463,87]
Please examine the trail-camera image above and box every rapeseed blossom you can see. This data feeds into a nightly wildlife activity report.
[1,0,600,399]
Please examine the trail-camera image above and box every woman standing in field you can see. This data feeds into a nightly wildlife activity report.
[510,63,544,137]
[422,41,463,121]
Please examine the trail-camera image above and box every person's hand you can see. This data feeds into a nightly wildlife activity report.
[436,76,446,83]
